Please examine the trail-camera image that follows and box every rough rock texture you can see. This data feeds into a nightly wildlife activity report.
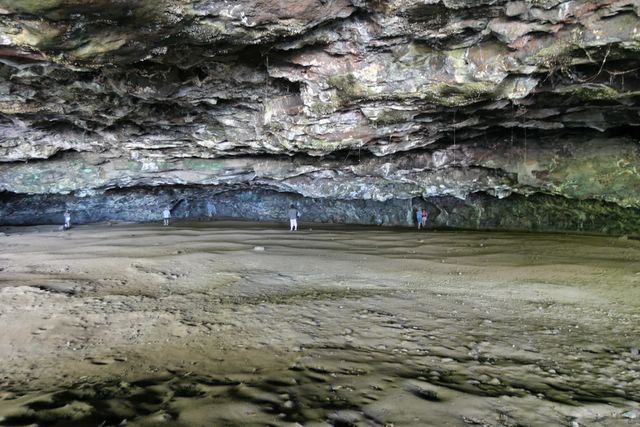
[0,0,639,231]
[3,188,640,235]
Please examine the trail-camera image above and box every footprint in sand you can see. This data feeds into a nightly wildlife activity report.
[85,356,127,366]
[31,326,50,335]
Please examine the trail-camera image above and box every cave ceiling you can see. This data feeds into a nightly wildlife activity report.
[0,0,639,210]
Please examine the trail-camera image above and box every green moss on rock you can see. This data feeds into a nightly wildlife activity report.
[369,109,414,126]
[548,147,640,207]
[437,81,495,99]
[1,0,64,14]
[327,73,371,103]
[183,159,224,170]
[556,84,620,101]
[327,72,496,109]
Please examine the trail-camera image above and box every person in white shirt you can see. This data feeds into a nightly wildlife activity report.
[63,210,71,229]
[162,207,171,226]
[288,204,300,231]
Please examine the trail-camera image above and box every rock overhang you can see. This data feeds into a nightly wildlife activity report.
[0,0,639,231]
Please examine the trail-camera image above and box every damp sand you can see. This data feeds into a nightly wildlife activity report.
[0,221,639,426]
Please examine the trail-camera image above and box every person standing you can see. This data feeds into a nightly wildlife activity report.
[288,204,300,231]
[421,208,428,229]
[162,207,171,226]
[63,210,71,229]
[416,208,423,229]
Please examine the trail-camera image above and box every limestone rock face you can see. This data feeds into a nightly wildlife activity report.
[0,0,639,231]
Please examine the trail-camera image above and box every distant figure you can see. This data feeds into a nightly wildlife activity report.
[288,204,300,231]
[63,210,71,229]
[421,208,428,229]
[162,207,171,226]
[416,208,423,229]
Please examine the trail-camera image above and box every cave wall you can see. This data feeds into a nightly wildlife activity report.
[3,187,639,236]
[0,0,639,232]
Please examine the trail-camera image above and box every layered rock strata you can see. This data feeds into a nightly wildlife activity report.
[0,0,639,231]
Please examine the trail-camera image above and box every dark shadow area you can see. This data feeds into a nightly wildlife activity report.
[1,187,639,236]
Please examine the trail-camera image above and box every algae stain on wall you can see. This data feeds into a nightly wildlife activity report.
[183,159,225,170]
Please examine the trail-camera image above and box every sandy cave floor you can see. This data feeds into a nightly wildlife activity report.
[0,221,639,427]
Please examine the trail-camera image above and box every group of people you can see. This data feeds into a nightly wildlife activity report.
[61,207,174,229]
[61,204,428,231]
[159,205,302,230]
[61,206,299,229]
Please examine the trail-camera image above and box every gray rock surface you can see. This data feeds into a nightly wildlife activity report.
[0,0,639,230]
